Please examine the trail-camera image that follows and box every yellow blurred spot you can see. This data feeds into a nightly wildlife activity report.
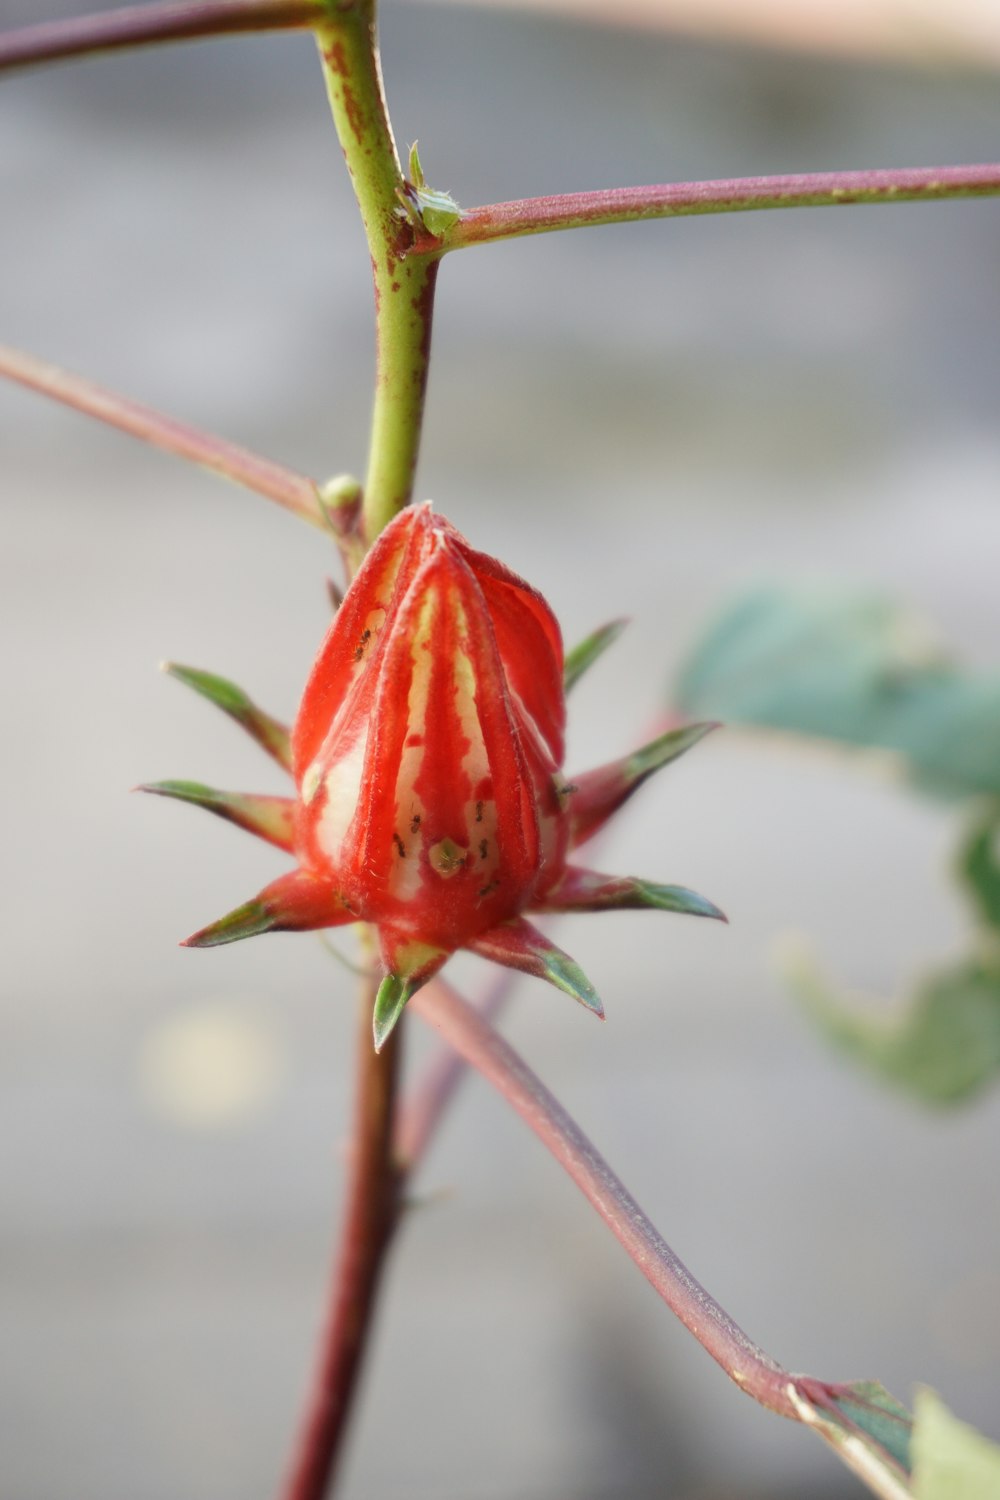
[137,1001,284,1129]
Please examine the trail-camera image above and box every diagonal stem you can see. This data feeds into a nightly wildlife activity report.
[0,342,332,531]
[0,0,325,74]
[411,976,797,1418]
[443,163,1000,250]
[280,975,404,1500]
[394,970,515,1169]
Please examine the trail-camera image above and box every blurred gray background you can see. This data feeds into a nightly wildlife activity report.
[2,3,1000,1497]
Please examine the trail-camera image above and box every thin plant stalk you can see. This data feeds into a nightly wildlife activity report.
[412,976,797,1417]
[314,4,442,547]
[395,970,516,1170]
[442,163,1000,250]
[406,976,916,1498]
[0,343,329,531]
[0,0,325,72]
[281,969,404,1500]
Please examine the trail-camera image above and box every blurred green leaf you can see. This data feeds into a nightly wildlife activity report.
[958,805,1000,931]
[913,1390,1000,1499]
[782,947,1000,1104]
[675,588,1000,798]
[678,588,1000,1103]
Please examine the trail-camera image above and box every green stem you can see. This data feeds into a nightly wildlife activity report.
[443,163,1000,250]
[314,4,442,550]
[362,254,440,546]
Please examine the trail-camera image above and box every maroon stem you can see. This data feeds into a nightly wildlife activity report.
[443,163,1000,250]
[395,970,515,1169]
[0,0,324,73]
[0,343,330,532]
[411,977,797,1419]
[280,983,403,1500]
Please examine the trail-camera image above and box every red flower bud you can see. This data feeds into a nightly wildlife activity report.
[155,504,723,1049]
[292,503,570,989]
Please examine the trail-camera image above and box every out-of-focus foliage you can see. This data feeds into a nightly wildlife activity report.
[676,589,1000,1104]
[676,588,1000,799]
[783,949,1000,1106]
[913,1390,1000,1499]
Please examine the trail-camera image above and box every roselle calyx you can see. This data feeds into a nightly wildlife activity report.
[144,503,723,1049]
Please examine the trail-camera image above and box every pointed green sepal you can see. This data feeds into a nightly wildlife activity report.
[469,918,604,1018]
[541,867,726,922]
[373,973,416,1052]
[162,662,291,772]
[137,780,296,851]
[569,721,719,848]
[182,868,352,949]
[182,898,276,948]
[563,618,628,693]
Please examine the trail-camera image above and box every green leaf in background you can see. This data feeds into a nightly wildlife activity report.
[780,945,1000,1105]
[675,587,1000,799]
[958,804,1000,932]
[913,1390,1000,1499]
[678,588,1000,1103]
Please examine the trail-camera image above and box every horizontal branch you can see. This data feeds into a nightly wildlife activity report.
[0,0,324,75]
[0,343,328,530]
[411,977,796,1417]
[444,163,1000,249]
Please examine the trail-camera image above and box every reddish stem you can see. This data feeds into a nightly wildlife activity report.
[411,977,797,1418]
[395,970,514,1169]
[0,343,330,532]
[280,985,403,1500]
[444,163,1000,250]
[0,0,324,73]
